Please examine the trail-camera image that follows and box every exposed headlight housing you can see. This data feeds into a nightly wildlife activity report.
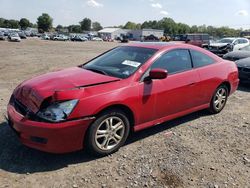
[37,99,78,122]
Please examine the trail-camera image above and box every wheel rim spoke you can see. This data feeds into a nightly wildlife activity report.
[113,122,123,132]
[100,136,109,148]
[114,133,122,141]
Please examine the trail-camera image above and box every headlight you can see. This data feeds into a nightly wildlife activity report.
[37,99,78,122]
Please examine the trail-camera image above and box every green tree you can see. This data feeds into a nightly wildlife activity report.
[68,25,82,33]
[92,22,103,31]
[19,18,30,30]
[176,23,190,34]
[190,25,198,33]
[79,18,91,31]
[37,13,53,32]
[4,19,19,28]
[123,21,141,30]
[0,18,5,27]
[56,24,63,31]
[124,21,137,29]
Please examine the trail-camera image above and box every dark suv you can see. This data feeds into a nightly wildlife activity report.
[174,34,210,47]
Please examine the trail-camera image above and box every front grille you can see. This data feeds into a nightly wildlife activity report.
[209,46,219,50]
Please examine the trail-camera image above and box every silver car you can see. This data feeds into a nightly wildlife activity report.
[8,33,21,42]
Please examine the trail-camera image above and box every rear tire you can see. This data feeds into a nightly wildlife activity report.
[86,109,130,156]
[209,85,228,114]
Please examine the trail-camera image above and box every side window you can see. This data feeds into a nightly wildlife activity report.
[191,50,215,68]
[151,49,192,74]
[233,40,239,45]
[243,39,249,44]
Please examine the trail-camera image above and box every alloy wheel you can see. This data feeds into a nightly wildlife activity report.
[214,88,227,111]
[95,116,125,151]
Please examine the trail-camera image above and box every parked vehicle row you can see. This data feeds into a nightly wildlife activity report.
[0,30,28,42]
[223,44,250,83]
[40,33,103,42]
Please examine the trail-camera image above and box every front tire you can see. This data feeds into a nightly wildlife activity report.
[86,109,130,156]
[209,85,228,114]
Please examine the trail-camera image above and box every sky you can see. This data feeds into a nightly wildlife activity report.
[0,0,250,29]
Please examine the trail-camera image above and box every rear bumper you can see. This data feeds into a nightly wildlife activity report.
[7,104,94,153]
[230,78,240,95]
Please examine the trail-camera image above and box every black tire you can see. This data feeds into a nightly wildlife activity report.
[86,109,130,156]
[209,85,229,114]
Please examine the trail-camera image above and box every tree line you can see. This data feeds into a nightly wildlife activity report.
[123,18,245,38]
[0,14,103,33]
[0,13,248,37]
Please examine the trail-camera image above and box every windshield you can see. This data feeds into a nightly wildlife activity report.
[217,39,234,44]
[240,45,250,51]
[10,33,19,37]
[83,46,157,79]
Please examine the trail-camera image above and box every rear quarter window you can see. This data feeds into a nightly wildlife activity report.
[190,50,215,68]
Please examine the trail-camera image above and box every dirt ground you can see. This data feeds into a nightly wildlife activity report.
[0,38,249,188]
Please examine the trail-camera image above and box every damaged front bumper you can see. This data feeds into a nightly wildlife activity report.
[7,104,95,153]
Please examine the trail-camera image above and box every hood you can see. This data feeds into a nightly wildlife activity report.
[13,67,120,113]
[236,57,250,67]
[224,51,250,60]
[209,43,229,47]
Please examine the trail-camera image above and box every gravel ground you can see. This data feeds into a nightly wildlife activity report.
[0,38,249,188]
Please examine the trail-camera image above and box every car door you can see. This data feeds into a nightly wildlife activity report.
[233,39,241,50]
[238,39,249,49]
[137,49,200,123]
[189,49,218,105]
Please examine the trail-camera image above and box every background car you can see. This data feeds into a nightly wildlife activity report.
[0,31,5,40]
[223,45,250,61]
[142,34,159,42]
[235,57,250,83]
[92,37,103,41]
[7,43,239,156]
[41,33,50,40]
[18,32,27,39]
[8,33,21,42]
[204,37,250,56]
[53,34,69,41]
[71,35,88,42]
[174,33,210,47]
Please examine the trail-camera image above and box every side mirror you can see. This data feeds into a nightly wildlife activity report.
[149,68,168,80]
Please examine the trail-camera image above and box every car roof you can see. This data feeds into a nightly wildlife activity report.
[127,42,196,50]
[222,37,248,40]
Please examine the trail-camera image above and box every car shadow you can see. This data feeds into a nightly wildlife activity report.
[237,83,250,92]
[0,110,210,174]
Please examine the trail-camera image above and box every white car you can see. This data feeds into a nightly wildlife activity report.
[8,33,21,42]
[92,37,103,41]
[41,34,50,40]
[53,34,69,41]
[205,37,250,56]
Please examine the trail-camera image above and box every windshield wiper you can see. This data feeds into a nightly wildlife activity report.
[84,67,108,76]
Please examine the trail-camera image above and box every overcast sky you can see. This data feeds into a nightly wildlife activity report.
[0,0,250,29]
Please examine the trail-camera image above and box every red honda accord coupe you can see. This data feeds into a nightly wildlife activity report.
[7,43,239,156]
